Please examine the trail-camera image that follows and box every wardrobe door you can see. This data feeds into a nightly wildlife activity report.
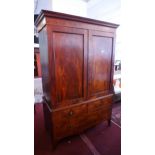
[50,26,88,105]
[88,30,114,97]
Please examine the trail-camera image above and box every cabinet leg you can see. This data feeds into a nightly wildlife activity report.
[108,119,111,126]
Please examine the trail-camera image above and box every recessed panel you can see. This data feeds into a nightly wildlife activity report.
[53,32,84,102]
[88,35,113,96]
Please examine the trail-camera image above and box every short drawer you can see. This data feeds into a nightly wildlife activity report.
[52,104,87,120]
[87,111,101,124]
[88,96,112,113]
[88,100,102,112]
[87,108,112,125]
[67,104,87,118]
[52,117,69,129]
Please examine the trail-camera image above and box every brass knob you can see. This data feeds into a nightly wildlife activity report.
[69,111,73,116]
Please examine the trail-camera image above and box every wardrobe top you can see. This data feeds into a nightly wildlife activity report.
[35,10,119,29]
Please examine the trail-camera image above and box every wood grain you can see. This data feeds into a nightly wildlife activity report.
[88,31,113,97]
[36,10,118,148]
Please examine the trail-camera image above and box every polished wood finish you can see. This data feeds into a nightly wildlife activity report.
[88,31,113,97]
[35,10,118,33]
[35,10,119,148]
[50,26,87,105]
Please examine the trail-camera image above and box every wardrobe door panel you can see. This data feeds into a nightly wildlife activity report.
[50,26,87,104]
[88,31,113,97]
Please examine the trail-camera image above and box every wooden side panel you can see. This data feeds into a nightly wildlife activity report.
[38,27,50,101]
[88,30,113,97]
[49,26,88,105]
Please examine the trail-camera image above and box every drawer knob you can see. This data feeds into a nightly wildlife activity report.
[69,111,73,116]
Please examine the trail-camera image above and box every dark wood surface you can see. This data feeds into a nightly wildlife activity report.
[50,26,87,106]
[36,10,118,148]
[88,30,113,98]
[35,10,119,29]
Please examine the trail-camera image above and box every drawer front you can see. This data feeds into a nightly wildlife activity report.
[53,117,87,138]
[99,108,112,120]
[70,114,87,126]
[52,104,87,138]
[88,96,112,113]
[53,104,87,119]
[67,104,87,118]
[87,111,102,124]
[87,108,112,126]
[88,100,102,112]
[52,109,69,121]
[53,117,69,128]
